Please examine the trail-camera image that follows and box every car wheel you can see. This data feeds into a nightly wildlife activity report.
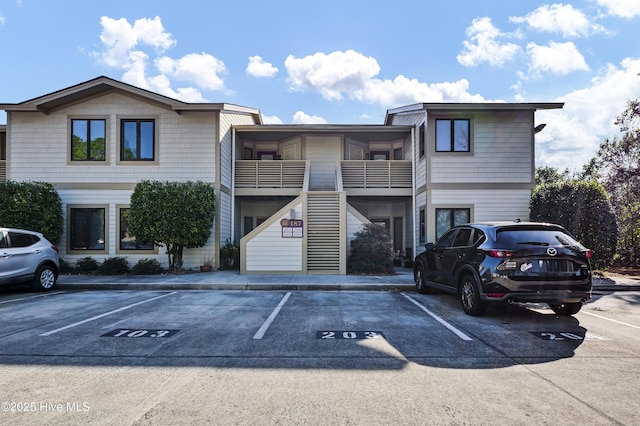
[458,275,487,316]
[32,265,57,291]
[549,302,582,316]
[414,264,431,294]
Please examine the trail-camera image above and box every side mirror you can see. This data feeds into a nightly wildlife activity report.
[425,242,434,250]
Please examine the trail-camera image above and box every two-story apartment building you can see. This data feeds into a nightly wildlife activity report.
[0,76,562,274]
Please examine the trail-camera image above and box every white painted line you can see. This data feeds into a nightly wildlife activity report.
[581,311,640,330]
[402,293,473,341]
[253,292,291,340]
[39,292,177,336]
[0,291,66,305]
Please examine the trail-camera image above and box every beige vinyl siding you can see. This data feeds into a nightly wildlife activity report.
[220,112,255,189]
[9,92,217,183]
[245,204,304,272]
[430,111,533,184]
[431,189,531,222]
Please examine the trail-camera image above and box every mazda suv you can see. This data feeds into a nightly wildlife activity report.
[0,228,60,291]
[413,222,593,316]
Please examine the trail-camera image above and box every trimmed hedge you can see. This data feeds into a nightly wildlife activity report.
[0,181,63,244]
[530,180,618,269]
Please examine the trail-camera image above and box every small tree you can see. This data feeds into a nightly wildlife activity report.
[530,180,618,269]
[128,180,215,271]
[0,181,63,243]
[348,223,394,275]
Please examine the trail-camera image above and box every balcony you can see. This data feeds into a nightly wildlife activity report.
[341,160,412,195]
[235,160,309,195]
[0,160,6,182]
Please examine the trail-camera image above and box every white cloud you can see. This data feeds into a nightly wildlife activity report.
[262,115,284,124]
[596,0,640,18]
[246,56,279,78]
[95,16,227,101]
[0,15,6,26]
[292,111,328,124]
[285,49,488,108]
[535,57,640,169]
[154,53,226,91]
[510,4,604,37]
[457,17,521,67]
[285,50,380,100]
[526,41,590,76]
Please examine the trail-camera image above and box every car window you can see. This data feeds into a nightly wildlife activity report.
[472,229,485,245]
[8,232,39,248]
[452,228,472,247]
[495,229,581,247]
[435,229,457,249]
[0,232,7,249]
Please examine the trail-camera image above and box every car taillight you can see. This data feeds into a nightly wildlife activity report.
[487,250,515,258]
[583,250,593,259]
[51,245,59,253]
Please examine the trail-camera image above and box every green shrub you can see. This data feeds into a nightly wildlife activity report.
[348,223,394,275]
[0,181,64,244]
[75,257,101,274]
[530,180,618,269]
[131,258,164,275]
[58,258,75,274]
[98,257,130,275]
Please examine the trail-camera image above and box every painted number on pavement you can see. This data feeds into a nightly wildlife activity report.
[530,331,584,341]
[316,331,384,339]
[102,329,179,338]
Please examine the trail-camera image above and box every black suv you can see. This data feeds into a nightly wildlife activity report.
[413,222,593,316]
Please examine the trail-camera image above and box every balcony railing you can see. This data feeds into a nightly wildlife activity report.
[341,160,412,189]
[235,160,308,189]
[0,160,6,182]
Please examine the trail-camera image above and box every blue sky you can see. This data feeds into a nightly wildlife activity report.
[1,0,639,170]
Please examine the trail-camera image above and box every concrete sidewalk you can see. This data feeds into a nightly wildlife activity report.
[56,268,640,292]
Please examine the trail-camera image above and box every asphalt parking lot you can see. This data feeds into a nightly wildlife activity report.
[1,288,639,425]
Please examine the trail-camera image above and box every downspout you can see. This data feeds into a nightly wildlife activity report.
[411,126,417,264]
[231,127,236,246]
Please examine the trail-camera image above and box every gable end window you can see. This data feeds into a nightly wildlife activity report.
[121,119,155,161]
[436,119,470,152]
[71,119,106,161]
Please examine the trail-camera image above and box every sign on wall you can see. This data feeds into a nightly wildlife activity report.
[281,219,303,238]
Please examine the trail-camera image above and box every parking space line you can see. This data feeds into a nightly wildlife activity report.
[253,292,291,340]
[581,311,640,330]
[0,291,66,305]
[401,293,473,341]
[39,292,177,336]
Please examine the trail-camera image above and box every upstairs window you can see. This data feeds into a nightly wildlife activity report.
[436,119,470,152]
[121,119,155,161]
[71,119,106,161]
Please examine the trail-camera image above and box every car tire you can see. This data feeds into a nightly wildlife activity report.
[458,274,487,316]
[32,264,57,291]
[414,264,431,294]
[549,302,582,316]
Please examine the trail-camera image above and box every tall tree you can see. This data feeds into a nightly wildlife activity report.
[594,98,640,266]
[128,180,216,270]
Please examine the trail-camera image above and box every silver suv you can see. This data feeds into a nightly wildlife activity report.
[0,228,59,291]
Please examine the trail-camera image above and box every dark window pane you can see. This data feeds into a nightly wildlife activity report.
[70,208,105,250]
[123,121,137,159]
[72,120,88,160]
[8,232,38,248]
[119,208,154,250]
[140,121,154,159]
[436,120,451,152]
[90,120,106,161]
[453,120,470,152]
